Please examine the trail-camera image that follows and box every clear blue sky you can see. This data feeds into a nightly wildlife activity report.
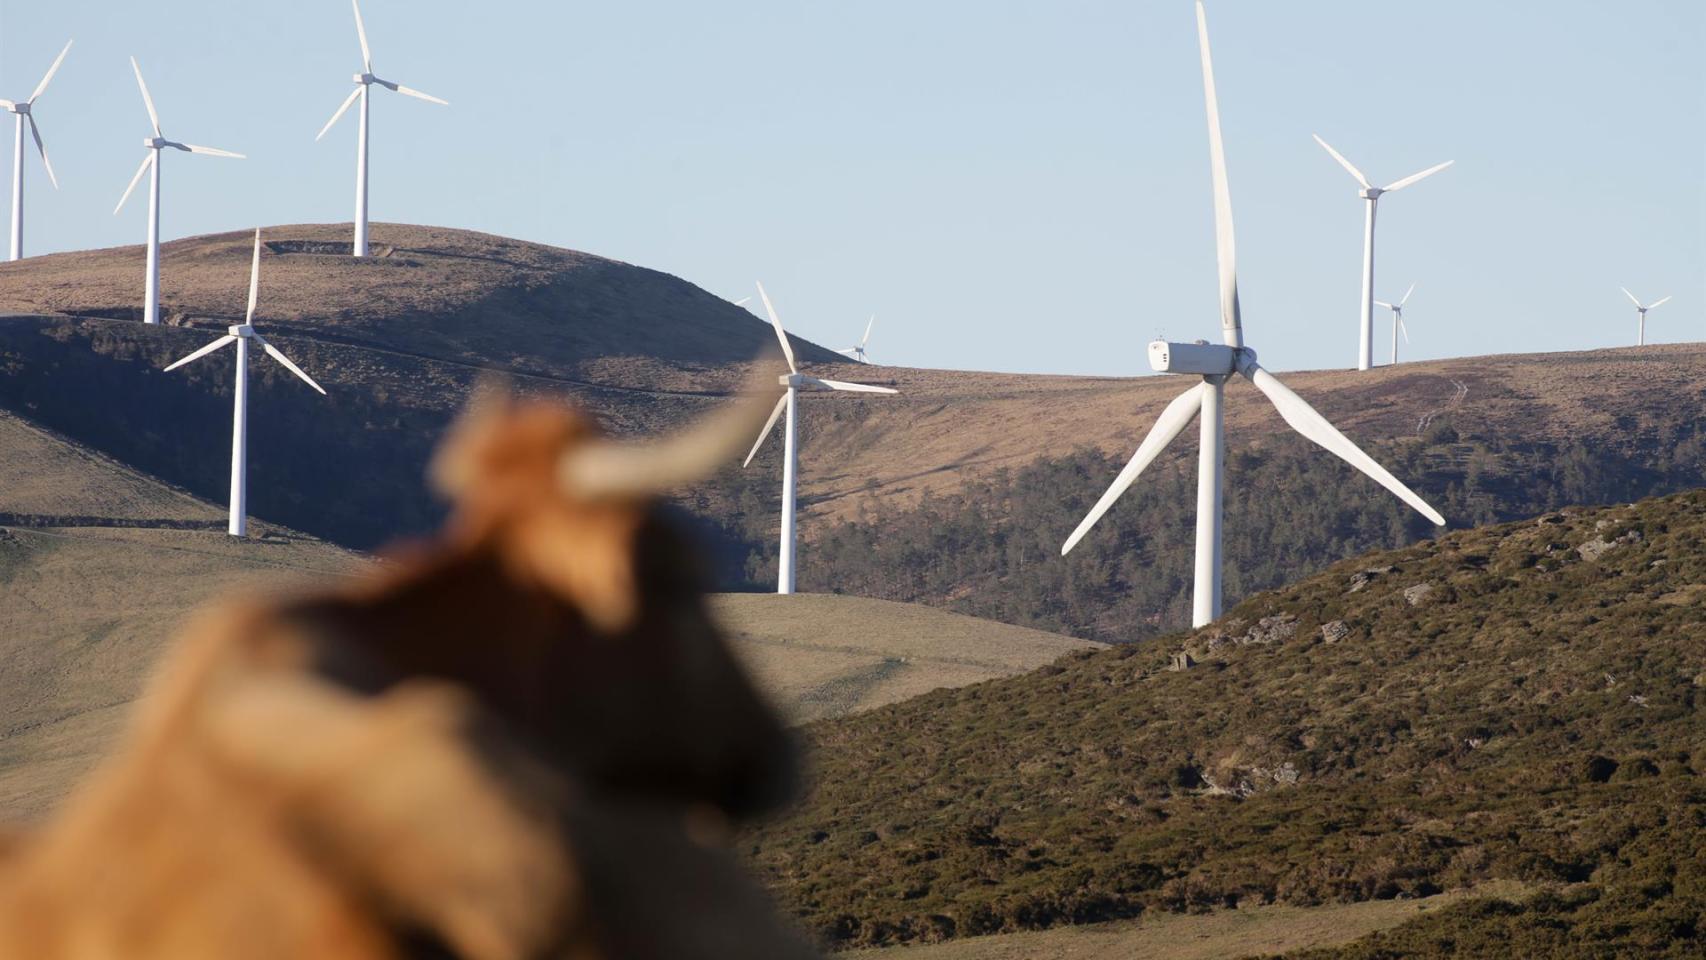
[2,1,1701,375]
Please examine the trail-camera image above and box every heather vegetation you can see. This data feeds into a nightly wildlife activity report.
[744,491,1706,953]
[721,419,1706,643]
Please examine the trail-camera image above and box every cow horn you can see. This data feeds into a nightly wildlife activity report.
[560,354,785,500]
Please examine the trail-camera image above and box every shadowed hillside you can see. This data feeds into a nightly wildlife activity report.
[748,492,1706,955]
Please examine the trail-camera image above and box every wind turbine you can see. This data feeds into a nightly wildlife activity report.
[838,316,876,363]
[743,283,897,594]
[1374,282,1416,366]
[1621,288,1670,346]
[1060,1,1445,629]
[114,57,245,326]
[163,231,327,537]
[1312,135,1452,372]
[316,0,448,258]
[2,39,71,262]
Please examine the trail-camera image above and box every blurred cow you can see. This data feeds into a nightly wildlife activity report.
[0,368,812,960]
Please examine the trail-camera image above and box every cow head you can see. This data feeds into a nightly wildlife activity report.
[415,368,797,820]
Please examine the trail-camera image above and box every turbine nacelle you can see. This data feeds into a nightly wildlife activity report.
[1147,339,1247,377]
[355,72,378,85]
[5,102,30,116]
[1359,186,1385,200]
[229,324,255,338]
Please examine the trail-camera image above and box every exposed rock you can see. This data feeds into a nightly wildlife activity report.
[1169,652,1196,672]
[1347,566,1398,593]
[1272,762,1299,786]
[1578,529,1643,562]
[1320,620,1350,644]
[1402,583,1436,606]
[1536,513,1567,526]
[1241,615,1298,646]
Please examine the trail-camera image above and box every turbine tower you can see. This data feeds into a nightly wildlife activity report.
[163,231,327,537]
[316,0,448,257]
[2,40,71,262]
[838,316,876,363]
[114,58,245,326]
[1374,282,1415,366]
[743,283,897,594]
[1061,1,1445,629]
[1621,288,1671,347]
[1312,135,1451,372]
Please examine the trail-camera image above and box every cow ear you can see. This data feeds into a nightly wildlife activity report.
[431,382,516,499]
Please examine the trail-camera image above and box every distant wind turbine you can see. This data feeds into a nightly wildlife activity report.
[2,39,72,262]
[316,0,448,257]
[743,283,897,594]
[163,231,327,537]
[1620,288,1671,346]
[1374,282,1416,366]
[1061,0,1445,629]
[114,57,245,326]
[838,316,876,364]
[1313,134,1452,372]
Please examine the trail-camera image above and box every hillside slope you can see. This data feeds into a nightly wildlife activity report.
[748,492,1706,955]
[3,226,1701,642]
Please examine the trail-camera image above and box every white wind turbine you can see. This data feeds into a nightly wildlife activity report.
[1374,282,1416,366]
[164,231,327,537]
[1313,135,1452,372]
[316,0,448,257]
[1620,288,1671,347]
[743,283,897,594]
[837,316,876,363]
[114,57,245,326]
[2,39,72,262]
[1061,0,1445,629]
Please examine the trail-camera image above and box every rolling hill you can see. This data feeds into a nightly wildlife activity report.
[2,225,1702,644]
[0,406,1095,816]
[746,491,1706,956]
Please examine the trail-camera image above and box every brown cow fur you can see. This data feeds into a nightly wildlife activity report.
[0,396,807,959]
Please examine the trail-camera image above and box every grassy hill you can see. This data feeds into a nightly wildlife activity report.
[3,225,1702,644]
[746,491,1706,956]
[714,594,1100,724]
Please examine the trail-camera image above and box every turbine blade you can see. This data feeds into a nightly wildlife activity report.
[1240,360,1445,526]
[130,57,161,137]
[163,335,237,371]
[743,393,789,467]
[805,377,898,395]
[1312,134,1371,189]
[390,82,448,105]
[754,281,797,374]
[180,143,245,159]
[256,336,328,395]
[1621,287,1643,308]
[1382,160,1454,193]
[29,40,74,104]
[861,314,875,348]
[1197,0,1242,344]
[1373,301,1394,310]
[1399,317,1411,343]
[244,229,262,324]
[316,87,363,140]
[28,117,57,190]
[353,0,373,72]
[732,296,751,306]
[114,152,153,215]
[1400,282,1417,307]
[0,101,12,111]
[1648,296,1672,311]
[1061,383,1206,556]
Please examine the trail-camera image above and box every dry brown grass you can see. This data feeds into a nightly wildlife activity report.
[713,594,1100,723]
[853,884,1534,960]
